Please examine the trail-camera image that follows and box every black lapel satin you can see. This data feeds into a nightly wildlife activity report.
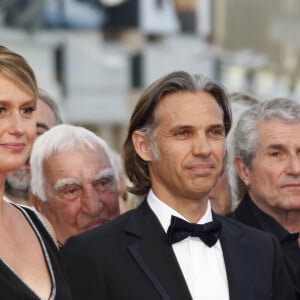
[125,201,193,300]
[215,215,256,300]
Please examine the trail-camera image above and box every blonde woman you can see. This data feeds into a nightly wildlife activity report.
[0,45,71,299]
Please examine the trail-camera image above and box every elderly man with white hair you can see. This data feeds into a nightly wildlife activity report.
[30,124,120,246]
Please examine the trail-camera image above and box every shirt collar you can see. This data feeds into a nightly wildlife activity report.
[147,189,213,233]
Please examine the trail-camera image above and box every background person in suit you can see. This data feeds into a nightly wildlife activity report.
[30,124,120,246]
[61,71,295,300]
[230,98,300,299]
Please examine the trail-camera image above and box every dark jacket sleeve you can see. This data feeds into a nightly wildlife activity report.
[270,234,297,300]
[61,235,108,300]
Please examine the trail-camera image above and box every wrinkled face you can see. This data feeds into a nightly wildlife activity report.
[41,148,120,244]
[134,91,226,208]
[35,99,57,136]
[236,120,300,213]
[0,74,36,173]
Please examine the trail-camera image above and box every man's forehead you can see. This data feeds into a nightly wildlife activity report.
[44,149,111,176]
[257,119,300,135]
[257,120,300,146]
[155,92,224,126]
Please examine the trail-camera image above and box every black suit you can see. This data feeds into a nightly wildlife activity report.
[61,200,295,300]
[230,192,300,299]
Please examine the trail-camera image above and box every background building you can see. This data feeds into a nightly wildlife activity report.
[1,0,299,151]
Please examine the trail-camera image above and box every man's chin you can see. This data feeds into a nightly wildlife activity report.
[6,171,31,189]
[7,181,30,190]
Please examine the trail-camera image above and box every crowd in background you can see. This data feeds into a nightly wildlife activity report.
[0,36,299,300]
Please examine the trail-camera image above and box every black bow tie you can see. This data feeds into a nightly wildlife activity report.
[167,215,222,247]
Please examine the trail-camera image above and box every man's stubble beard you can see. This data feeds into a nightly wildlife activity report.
[5,169,31,199]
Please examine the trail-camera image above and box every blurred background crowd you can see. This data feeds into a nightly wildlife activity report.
[0,0,299,152]
[0,3,299,298]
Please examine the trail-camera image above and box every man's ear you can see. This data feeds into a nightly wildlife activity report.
[131,130,153,162]
[234,157,251,187]
[29,189,45,214]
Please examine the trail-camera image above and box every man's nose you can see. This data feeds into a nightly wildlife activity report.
[192,133,212,157]
[81,186,103,216]
[286,155,300,175]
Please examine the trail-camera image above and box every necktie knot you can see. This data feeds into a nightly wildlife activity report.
[167,215,222,247]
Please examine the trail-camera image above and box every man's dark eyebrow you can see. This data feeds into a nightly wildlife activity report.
[36,122,49,131]
[210,123,225,128]
[209,124,225,131]
[170,125,193,130]
[266,144,285,150]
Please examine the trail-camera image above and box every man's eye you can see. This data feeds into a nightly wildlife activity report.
[175,130,189,137]
[59,185,81,199]
[37,128,47,136]
[94,178,113,189]
[209,129,224,137]
[65,188,77,195]
[270,152,280,157]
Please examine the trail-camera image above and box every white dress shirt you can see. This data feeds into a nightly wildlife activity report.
[147,189,229,300]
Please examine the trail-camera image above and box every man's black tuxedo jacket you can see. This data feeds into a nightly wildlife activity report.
[230,192,300,299]
[61,200,295,300]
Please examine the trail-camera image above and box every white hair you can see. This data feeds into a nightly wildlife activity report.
[30,124,118,202]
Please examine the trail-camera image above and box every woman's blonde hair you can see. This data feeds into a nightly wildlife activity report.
[0,45,37,99]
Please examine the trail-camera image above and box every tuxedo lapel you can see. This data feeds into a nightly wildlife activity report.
[216,215,256,300]
[125,201,192,300]
[124,203,259,300]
